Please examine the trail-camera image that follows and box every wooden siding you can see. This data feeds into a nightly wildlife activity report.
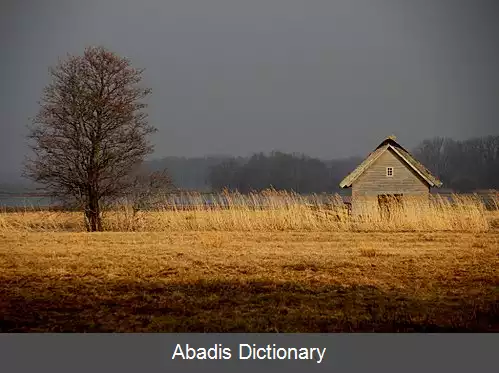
[352,148,430,197]
[350,149,430,216]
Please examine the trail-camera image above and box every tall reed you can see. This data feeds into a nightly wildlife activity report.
[0,190,495,233]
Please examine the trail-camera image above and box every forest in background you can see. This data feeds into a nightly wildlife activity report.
[145,135,499,194]
[2,135,498,195]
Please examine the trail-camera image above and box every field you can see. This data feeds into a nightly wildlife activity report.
[0,192,498,332]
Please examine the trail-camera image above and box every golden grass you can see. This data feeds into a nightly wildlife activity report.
[0,230,498,332]
[0,191,497,233]
[1,191,497,331]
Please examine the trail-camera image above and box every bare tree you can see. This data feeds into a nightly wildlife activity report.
[126,168,176,214]
[413,137,456,184]
[24,46,156,231]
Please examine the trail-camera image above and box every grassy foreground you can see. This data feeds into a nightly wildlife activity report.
[0,230,498,332]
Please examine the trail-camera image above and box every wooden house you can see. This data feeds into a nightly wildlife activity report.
[339,136,443,215]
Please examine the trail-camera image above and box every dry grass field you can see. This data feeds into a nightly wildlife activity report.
[0,192,498,332]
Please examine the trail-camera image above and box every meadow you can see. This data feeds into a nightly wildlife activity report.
[0,191,498,332]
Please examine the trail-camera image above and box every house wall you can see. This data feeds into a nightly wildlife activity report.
[351,149,430,215]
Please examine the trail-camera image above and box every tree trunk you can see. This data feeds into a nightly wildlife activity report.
[85,196,102,232]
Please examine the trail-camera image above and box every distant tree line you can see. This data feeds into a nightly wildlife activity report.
[209,152,331,193]
[146,156,230,191]
[147,135,499,194]
[412,135,499,192]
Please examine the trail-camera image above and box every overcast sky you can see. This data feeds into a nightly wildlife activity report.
[1,0,498,180]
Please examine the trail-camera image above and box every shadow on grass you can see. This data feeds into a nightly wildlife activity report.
[0,277,498,332]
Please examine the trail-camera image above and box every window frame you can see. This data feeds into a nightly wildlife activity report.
[386,167,394,177]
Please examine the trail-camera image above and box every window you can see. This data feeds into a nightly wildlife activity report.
[386,167,394,177]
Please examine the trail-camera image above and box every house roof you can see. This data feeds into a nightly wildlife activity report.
[339,136,443,188]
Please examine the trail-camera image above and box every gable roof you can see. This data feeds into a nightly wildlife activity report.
[339,136,443,188]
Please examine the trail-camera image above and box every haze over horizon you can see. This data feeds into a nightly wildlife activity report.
[1,0,499,183]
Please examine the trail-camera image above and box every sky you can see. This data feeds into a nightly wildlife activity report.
[1,0,499,181]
